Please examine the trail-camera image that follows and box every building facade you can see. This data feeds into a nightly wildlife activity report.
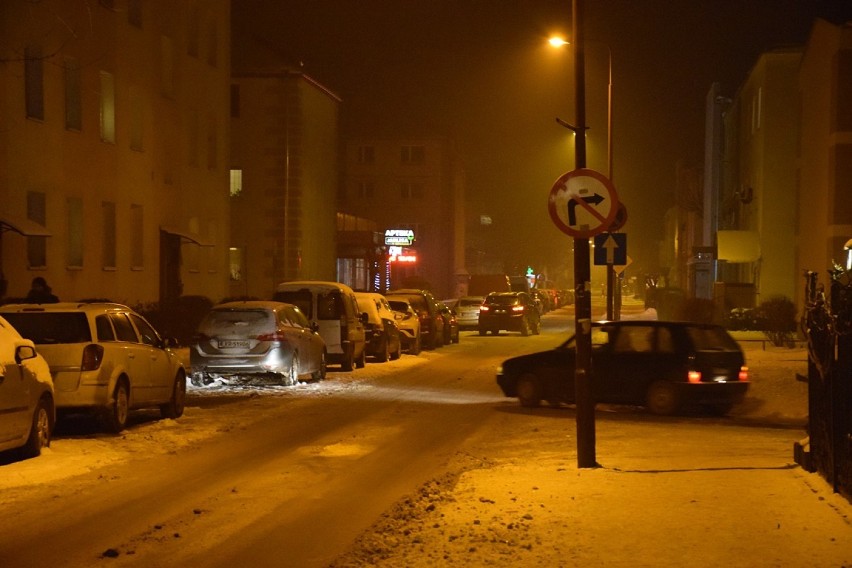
[228,68,340,300]
[796,19,852,309]
[340,138,466,299]
[0,0,231,305]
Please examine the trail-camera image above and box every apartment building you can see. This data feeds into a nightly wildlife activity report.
[0,0,231,305]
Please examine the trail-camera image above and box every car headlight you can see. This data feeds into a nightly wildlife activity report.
[496,365,503,374]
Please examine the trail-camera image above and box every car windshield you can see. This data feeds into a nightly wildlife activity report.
[390,295,426,312]
[2,312,92,344]
[686,326,740,351]
[199,309,273,337]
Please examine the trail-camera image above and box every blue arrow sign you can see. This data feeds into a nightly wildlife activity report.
[593,233,627,265]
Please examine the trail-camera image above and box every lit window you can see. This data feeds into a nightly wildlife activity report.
[230,169,243,197]
[99,71,115,143]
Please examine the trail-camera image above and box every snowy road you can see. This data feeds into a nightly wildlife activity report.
[0,308,811,567]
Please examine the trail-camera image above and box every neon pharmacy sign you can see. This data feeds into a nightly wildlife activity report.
[388,246,417,263]
[384,229,415,246]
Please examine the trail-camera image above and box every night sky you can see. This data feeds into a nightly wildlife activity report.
[232,0,852,278]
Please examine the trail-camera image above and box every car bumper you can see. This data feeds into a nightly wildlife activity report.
[191,347,292,376]
[479,314,525,331]
[678,381,750,405]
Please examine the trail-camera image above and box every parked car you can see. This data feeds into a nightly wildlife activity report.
[190,301,327,386]
[455,296,484,330]
[0,302,185,432]
[355,293,402,362]
[273,281,367,371]
[496,320,750,415]
[478,291,541,336]
[386,289,445,349]
[0,315,54,458]
[439,303,460,344]
[387,298,422,355]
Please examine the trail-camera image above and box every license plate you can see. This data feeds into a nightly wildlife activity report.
[218,339,250,349]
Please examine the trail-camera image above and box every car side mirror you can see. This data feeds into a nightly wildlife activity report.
[15,344,37,364]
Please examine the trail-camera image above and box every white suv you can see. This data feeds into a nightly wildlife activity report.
[0,314,54,458]
[0,303,186,432]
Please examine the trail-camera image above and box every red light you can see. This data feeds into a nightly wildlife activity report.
[738,366,749,381]
[687,370,701,383]
[511,305,524,312]
[257,333,286,342]
[480,306,490,312]
[81,344,104,371]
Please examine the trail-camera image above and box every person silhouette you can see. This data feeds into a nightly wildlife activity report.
[25,276,59,304]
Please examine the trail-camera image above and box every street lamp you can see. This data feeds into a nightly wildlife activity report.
[548,36,612,181]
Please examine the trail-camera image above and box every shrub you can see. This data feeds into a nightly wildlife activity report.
[675,297,716,324]
[755,295,797,347]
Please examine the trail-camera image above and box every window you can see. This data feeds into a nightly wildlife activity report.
[67,197,83,268]
[95,315,116,341]
[188,110,199,166]
[207,19,218,66]
[400,183,424,199]
[229,247,242,281]
[110,313,138,343]
[130,86,144,151]
[401,145,425,163]
[230,84,240,118]
[99,71,116,143]
[357,181,374,199]
[230,169,243,197]
[187,4,199,57]
[64,58,82,130]
[207,113,217,169]
[102,202,116,269]
[25,44,44,120]
[357,146,375,164]
[127,0,142,27]
[27,191,47,268]
[130,313,159,346]
[130,204,143,269]
[160,35,175,98]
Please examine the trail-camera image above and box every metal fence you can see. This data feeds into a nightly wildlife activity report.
[799,269,852,501]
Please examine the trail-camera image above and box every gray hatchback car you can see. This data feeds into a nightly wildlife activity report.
[190,301,327,386]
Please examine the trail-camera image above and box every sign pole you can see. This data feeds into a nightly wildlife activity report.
[572,0,597,469]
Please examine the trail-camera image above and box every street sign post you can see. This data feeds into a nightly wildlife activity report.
[593,232,627,266]
[548,168,619,239]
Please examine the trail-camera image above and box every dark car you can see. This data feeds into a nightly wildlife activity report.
[439,303,460,344]
[386,289,445,349]
[478,291,541,336]
[496,320,750,415]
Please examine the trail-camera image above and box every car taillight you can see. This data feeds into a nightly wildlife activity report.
[81,344,104,372]
[480,306,490,312]
[256,333,286,342]
[687,370,701,383]
[738,366,749,381]
[511,305,524,313]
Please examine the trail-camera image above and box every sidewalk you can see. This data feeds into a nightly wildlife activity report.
[334,406,852,567]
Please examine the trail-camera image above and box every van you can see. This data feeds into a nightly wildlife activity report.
[273,281,367,371]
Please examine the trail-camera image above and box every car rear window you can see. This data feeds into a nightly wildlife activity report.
[199,309,273,337]
[388,300,409,312]
[273,289,313,319]
[2,312,92,344]
[486,294,520,306]
[686,326,740,351]
[459,298,483,307]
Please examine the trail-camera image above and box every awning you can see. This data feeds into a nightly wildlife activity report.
[0,214,52,237]
[160,226,215,247]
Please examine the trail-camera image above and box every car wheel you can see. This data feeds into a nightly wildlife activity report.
[520,319,530,336]
[20,397,52,459]
[312,350,327,381]
[452,331,459,344]
[376,338,390,362]
[704,402,734,416]
[410,335,422,355]
[534,320,542,335]
[391,340,402,360]
[341,347,355,371]
[103,379,130,433]
[283,358,298,386]
[646,381,680,415]
[517,373,543,408]
[160,371,186,419]
[478,328,486,336]
[356,346,366,368]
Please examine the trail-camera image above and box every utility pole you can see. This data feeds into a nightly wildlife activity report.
[572,0,597,468]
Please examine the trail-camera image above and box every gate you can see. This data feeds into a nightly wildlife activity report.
[799,269,852,501]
